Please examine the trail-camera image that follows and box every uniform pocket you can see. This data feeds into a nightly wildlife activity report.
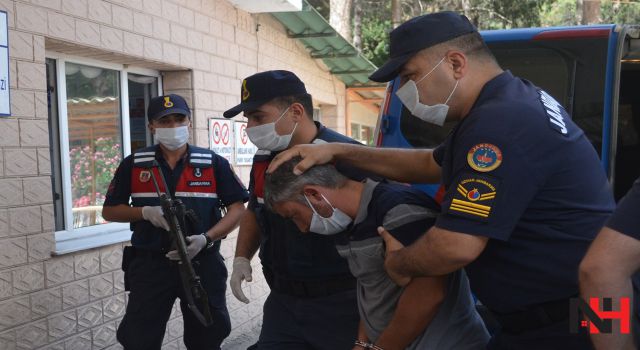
[347,240,385,278]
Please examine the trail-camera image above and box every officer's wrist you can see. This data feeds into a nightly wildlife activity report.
[201,232,214,249]
[354,340,383,350]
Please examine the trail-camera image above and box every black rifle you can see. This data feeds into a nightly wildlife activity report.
[147,161,213,327]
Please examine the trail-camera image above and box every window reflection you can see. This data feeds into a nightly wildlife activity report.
[65,62,122,228]
[128,73,158,152]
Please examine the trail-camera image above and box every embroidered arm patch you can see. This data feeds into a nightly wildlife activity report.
[447,173,500,222]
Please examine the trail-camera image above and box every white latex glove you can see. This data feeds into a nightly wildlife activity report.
[142,206,170,231]
[230,257,252,304]
[166,234,207,261]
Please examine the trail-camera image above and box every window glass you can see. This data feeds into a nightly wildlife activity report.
[350,123,375,145]
[614,66,640,199]
[350,123,361,140]
[65,62,122,228]
[128,73,158,152]
[399,38,609,154]
[362,125,374,145]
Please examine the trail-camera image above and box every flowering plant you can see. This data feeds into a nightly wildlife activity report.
[69,137,122,227]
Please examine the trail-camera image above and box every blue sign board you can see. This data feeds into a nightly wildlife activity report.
[0,10,9,116]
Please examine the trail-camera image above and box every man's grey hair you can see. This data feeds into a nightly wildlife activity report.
[264,156,348,210]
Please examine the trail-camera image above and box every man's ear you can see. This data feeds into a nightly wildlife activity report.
[303,186,327,207]
[302,185,321,199]
[148,123,156,134]
[289,102,306,123]
[446,50,467,79]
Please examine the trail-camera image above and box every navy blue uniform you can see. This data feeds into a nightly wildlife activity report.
[250,122,365,350]
[105,145,248,350]
[607,178,640,239]
[606,177,640,339]
[433,71,615,348]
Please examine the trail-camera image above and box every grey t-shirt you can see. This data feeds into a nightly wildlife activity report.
[335,180,489,349]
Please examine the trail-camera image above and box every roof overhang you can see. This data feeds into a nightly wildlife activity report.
[227,0,302,13]
[270,1,382,87]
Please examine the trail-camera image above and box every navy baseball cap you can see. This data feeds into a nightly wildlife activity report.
[223,70,307,118]
[147,94,191,122]
[369,11,476,83]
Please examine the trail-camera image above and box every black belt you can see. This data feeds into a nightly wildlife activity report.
[263,267,356,298]
[132,245,215,258]
[490,297,574,334]
[131,248,167,259]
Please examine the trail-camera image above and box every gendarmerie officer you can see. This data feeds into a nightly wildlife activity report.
[267,12,616,350]
[223,71,368,349]
[103,94,248,349]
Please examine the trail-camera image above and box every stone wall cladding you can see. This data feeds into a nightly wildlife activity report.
[0,0,347,348]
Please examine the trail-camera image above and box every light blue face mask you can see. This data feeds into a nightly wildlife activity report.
[245,106,298,151]
[154,125,189,150]
[395,56,458,126]
[304,193,352,235]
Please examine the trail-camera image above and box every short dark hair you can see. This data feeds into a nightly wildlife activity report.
[436,32,497,63]
[264,156,347,210]
[269,93,314,119]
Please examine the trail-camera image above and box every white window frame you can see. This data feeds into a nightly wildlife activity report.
[47,52,163,255]
[350,122,374,145]
[312,107,322,122]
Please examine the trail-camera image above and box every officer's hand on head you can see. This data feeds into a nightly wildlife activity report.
[142,206,170,231]
[230,257,252,304]
[378,226,412,287]
[166,234,207,261]
[267,143,337,175]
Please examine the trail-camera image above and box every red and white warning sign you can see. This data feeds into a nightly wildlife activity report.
[209,119,233,162]
[240,124,248,144]
[235,121,257,166]
[221,123,230,145]
[212,121,221,144]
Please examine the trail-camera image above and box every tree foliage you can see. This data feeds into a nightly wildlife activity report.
[361,17,392,67]
[601,0,640,24]
[307,0,640,66]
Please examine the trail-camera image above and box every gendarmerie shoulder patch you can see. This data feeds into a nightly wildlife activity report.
[139,170,151,183]
[467,143,502,172]
[448,173,500,221]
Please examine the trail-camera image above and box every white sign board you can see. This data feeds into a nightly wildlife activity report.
[234,122,257,166]
[209,119,234,162]
[0,11,9,116]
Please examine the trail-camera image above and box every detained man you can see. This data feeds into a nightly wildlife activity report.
[264,157,489,350]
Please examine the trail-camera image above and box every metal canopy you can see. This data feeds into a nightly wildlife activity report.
[270,1,381,87]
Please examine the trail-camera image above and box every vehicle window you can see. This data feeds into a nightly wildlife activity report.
[399,37,609,154]
[492,38,609,155]
[614,65,640,200]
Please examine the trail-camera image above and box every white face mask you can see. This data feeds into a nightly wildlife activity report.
[396,56,459,126]
[246,106,298,151]
[304,193,352,235]
[154,125,189,150]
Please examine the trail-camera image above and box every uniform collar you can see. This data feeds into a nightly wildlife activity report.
[353,179,380,226]
[473,70,514,108]
[153,143,190,168]
[311,121,326,144]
